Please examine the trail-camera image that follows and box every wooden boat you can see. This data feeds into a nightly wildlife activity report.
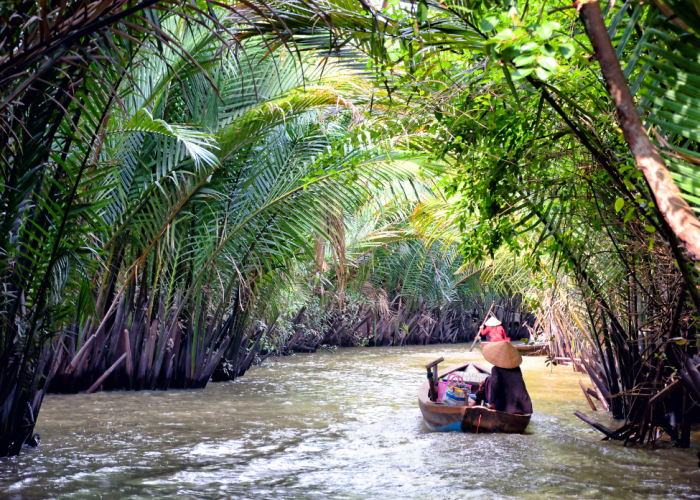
[418,360,531,433]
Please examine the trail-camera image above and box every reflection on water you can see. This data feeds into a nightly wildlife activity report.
[1,345,699,499]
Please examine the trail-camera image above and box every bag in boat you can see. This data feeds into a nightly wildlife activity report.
[438,373,464,402]
[442,385,470,407]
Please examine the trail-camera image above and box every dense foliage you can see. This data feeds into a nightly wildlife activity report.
[341,0,700,441]
[3,0,700,457]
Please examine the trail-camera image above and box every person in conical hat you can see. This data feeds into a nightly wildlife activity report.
[480,341,533,415]
[480,315,508,342]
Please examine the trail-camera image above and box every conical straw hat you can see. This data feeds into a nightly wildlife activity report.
[482,341,522,369]
[484,316,501,327]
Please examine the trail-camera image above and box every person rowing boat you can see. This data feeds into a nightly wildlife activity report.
[480,316,508,342]
[480,341,532,415]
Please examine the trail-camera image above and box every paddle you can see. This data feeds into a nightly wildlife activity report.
[469,301,496,352]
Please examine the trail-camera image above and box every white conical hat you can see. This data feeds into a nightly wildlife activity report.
[484,316,501,327]
[482,341,522,369]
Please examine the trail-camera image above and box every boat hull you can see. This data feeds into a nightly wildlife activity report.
[418,362,531,434]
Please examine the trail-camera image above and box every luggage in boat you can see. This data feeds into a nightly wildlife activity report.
[440,374,472,407]
[442,385,467,406]
[438,373,465,402]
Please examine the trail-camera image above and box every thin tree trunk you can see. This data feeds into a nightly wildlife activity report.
[86,353,127,394]
[122,328,133,389]
[579,0,700,261]
[65,335,95,376]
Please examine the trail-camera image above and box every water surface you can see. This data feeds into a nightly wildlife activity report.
[1,344,698,499]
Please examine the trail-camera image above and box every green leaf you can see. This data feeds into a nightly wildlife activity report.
[76,278,97,324]
[513,54,536,67]
[538,56,557,72]
[615,197,624,212]
[500,46,521,61]
[534,21,559,39]
[417,0,428,24]
[535,67,551,80]
[502,65,522,111]
[492,28,515,41]
[512,67,535,80]
[558,42,575,59]
[480,14,500,32]
[540,44,556,57]
[623,207,635,222]
[644,225,656,233]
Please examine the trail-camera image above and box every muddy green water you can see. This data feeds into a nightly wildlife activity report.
[1,345,699,499]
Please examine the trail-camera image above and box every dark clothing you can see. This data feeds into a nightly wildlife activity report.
[484,366,533,415]
[474,385,487,406]
[482,325,507,342]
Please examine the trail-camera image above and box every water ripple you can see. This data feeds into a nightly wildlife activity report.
[1,344,698,499]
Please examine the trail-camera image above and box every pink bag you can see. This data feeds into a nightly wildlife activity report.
[437,373,465,402]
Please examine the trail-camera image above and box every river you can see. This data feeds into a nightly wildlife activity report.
[1,345,698,499]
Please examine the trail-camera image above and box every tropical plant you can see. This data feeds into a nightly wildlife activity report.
[256,0,700,443]
[348,0,700,444]
[253,183,536,355]
[5,0,700,461]
[0,0,339,457]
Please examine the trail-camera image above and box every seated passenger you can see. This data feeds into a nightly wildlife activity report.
[481,341,533,415]
[474,380,488,406]
[480,316,508,342]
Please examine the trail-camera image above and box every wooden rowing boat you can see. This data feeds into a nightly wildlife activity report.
[418,361,531,433]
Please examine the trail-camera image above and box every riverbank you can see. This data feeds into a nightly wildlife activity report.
[2,345,698,499]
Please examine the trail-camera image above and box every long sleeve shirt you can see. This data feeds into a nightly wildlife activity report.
[485,366,533,415]
[482,325,507,342]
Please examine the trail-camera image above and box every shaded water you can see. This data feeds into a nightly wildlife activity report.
[1,344,699,499]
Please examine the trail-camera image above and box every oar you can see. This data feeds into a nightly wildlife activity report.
[469,301,496,352]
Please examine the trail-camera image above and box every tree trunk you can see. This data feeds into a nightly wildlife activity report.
[579,0,700,262]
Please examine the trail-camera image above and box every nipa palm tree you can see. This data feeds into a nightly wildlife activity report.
[0,0,339,457]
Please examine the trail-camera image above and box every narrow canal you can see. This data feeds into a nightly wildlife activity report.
[1,345,698,499]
